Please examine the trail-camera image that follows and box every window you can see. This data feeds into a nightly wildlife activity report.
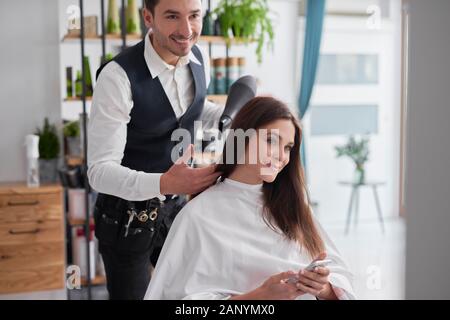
[310,104,378,136]
[316,54,379,84]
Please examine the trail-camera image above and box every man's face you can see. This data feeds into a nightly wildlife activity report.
[143,0,203,59]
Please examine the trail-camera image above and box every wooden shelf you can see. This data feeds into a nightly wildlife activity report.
[62,34,142,42]
[62,34,250,45]
[199,35,251,45]
[207,94,227,105]
[69,218,95,226]
[81,275,106,286]
[64,96,92,102]
[0,182,62,195]
[66,156,84,166]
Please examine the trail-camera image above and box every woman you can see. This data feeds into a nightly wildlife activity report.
[145,97,355,300]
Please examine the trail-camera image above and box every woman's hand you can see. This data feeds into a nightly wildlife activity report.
[295,253,338,300]
[230,271,305,300]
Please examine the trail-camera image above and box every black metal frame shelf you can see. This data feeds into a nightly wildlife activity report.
[68,0,126,299]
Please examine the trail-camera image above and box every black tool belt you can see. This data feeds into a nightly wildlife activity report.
[93,193,185,255]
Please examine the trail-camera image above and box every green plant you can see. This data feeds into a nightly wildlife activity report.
[63,121,80,138]
[214,0,274,63]
[35,118,60,160]
[335,135,370,184]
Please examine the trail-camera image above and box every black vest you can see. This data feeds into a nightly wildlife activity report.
[97,41,206,174]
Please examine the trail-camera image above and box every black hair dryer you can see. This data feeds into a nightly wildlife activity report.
[218,75,257,132]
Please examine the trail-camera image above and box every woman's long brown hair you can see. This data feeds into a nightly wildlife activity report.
[216,96,324,258]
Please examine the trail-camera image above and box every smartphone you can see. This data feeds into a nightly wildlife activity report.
[304,259,332,271]
[284,259,333,284]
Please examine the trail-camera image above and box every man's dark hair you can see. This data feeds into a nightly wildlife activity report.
[144,0,159,15]
[145,0,202,15]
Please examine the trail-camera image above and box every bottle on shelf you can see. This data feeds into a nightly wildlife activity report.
[83,56,94,97]
[75,70,82,98]
[127,0,141,35]
[202,9,214,36]
[226,57,239,92]
[107,0,121,35]
[72,225,96,281]
[238,57,246,77]
[66,67,73,98]
[25,134,40,188]
[213,58,227,95]
[68,188,88,221]
[74,57,94,98]
[207,58,215,95]
[214,17,222,36]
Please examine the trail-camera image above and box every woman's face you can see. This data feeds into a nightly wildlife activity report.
[244,119,296,183]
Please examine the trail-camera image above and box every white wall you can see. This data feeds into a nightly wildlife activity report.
[405,0,450,299]
[0,0,61,182]
[226,0,301,107]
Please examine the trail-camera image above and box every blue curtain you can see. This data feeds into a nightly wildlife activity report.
[298,0,326,174]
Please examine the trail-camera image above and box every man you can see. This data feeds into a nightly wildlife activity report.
[88,0,221,299]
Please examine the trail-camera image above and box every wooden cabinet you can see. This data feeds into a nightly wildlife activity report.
[0,183,65,294]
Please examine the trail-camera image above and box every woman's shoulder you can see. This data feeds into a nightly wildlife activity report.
[177,182,226,219]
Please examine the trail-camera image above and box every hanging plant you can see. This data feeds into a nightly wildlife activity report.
[214,0,274,63]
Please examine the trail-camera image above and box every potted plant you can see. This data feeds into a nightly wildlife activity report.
[63,120,81,157]
[214,0,274,63]
[35,118,60,183]
[335,135,370,185]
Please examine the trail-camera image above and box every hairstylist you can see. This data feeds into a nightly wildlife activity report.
[88,0,220,299]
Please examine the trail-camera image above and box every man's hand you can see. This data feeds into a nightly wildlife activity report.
[160,144,222,195]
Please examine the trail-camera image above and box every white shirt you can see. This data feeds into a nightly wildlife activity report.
[145,178,356,300]
[87,32,222,201]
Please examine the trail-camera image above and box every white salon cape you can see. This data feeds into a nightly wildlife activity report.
[144,178,356,300]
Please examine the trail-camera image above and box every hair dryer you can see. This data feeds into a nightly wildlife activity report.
[218,75,257,132]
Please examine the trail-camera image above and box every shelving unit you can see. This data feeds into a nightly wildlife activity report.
[62,0,115,299]
[61,28,248,107]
